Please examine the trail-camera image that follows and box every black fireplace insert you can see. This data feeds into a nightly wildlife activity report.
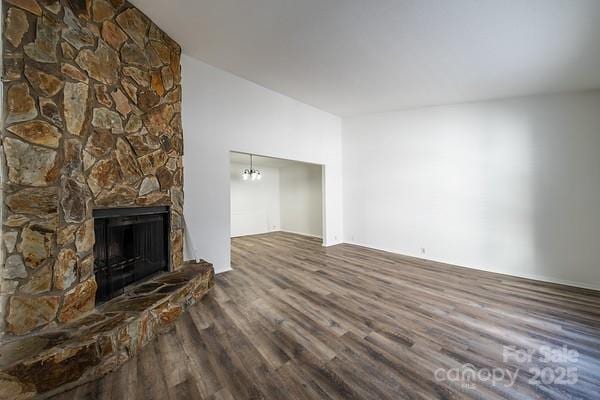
[93,206,170,303]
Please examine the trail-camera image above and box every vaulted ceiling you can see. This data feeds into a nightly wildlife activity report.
[132,0,600,116]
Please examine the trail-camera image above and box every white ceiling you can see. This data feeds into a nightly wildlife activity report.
[132,0,600,116]
[230,152,315,169]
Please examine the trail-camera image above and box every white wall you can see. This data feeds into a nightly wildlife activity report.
[343,91,600,290]
[230,163,280,237]
[182,55,342,273]
[280,164,323,238]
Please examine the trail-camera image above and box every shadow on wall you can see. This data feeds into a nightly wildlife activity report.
[528,95,600,288]
[459,94,600,288]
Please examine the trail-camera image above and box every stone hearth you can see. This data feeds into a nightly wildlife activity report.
[0,260,214,399]
[1,0,185,340]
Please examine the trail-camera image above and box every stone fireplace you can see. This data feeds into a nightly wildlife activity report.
[1,0,185,339]
[0,1,216,397]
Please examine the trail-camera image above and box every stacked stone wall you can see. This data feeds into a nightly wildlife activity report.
[1,0,184,338]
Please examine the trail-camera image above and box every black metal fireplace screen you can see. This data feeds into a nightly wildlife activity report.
[93,206,170,303]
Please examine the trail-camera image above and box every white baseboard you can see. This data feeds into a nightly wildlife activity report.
[214,266,233,275]
[279,230,322,239]
[184,259,232,275]
[344,241,600,292]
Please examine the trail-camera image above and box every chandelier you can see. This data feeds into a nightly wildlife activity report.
[242,154,262,181]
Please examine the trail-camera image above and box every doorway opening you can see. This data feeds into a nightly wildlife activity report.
[229,152,324,244]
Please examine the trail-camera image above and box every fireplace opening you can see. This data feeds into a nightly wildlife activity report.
[93,206,170,304]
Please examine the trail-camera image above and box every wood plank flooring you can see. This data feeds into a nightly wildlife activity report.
[51,232,600,399]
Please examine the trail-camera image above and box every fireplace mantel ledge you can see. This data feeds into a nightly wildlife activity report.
[0,261,215,400]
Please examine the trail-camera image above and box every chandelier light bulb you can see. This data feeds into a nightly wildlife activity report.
[241,154,262,182]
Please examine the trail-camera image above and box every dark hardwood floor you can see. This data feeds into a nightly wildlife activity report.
[52,232,600,400]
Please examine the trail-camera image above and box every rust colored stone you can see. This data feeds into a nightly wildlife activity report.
[6,0,43,16]
[94,83,113,107]
[62,63,89,83]
[7,120,61,148]
[24,64,63,97]
[59,278,98,323]
[5,7,29,48]
[6,295,59,335]
[101,20,127,49]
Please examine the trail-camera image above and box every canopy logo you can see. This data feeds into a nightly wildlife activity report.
[434,345,579,389]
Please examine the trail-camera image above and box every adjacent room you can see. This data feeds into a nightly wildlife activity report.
[0,1,599,399]
[230,152,323,241]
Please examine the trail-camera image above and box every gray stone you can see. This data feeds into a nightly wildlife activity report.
[76,41,120,85]
[83,151,96,171]
[92,108,124,133]
[121,78,138,104]
[125,115,143,133]
[4,255,27,279]
[61,177,89,223]
[139,176,160,196]
[5,82,38,124]
[4,231,19,253]
[171,188,184,214]
[64,81,89,135]
[20,264,52,294]
[120,42,148,67]
[62,7,95,49]
[18,223,54,268]
[123,66,149,87]
[24,16,61,63]
[116,8,149,49]
[39,0,61,14]
[4,138,59,186]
